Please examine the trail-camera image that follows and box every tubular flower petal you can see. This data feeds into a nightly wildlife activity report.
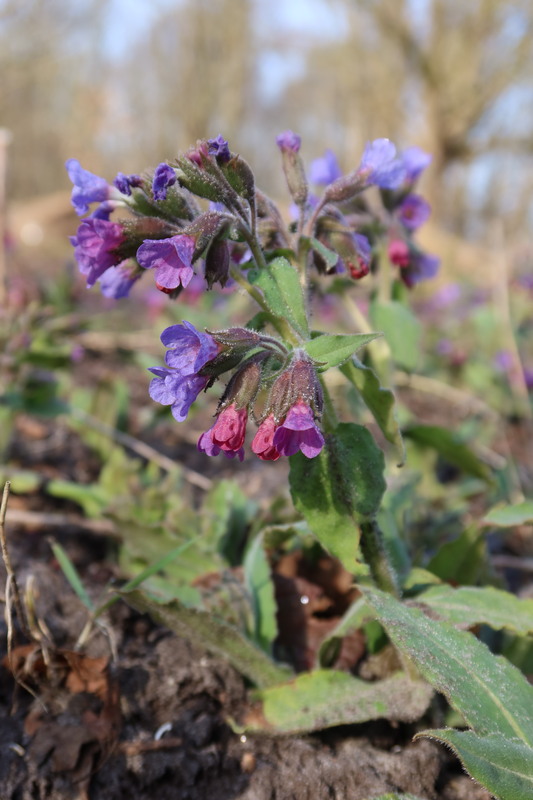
[66,159,111,216]
[273,400,325,459]
[251,415,281,461]
[70,218,125,287]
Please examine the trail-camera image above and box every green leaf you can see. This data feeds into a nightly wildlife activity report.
[245,670,433,734]
[243,533,278,654]
[303,333,381,372]
[415,585,533,637]
[341,358,405,465]
[370,300,421,371]
[49,540,94,611]
[420,730,533,800]
[403,425,492,482]
[203,479,257,566]
[122,588,291,688]
[248,256,309,338]
[47,478,109,518]
[289,423,386,573]
[482,501,533,527]
[426,525,490,586]
[307,236,339,269]
[365,587,533,746]
[318,596,370,667]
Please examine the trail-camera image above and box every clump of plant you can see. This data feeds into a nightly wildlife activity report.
[60,130,533,800]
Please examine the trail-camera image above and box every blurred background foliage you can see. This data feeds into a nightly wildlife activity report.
[1,0,533,243]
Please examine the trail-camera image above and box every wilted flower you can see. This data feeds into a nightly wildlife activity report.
[113,172,142,196]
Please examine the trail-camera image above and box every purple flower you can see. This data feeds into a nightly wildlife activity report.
[70,218,125,287]
[159,321,219,375]
[114,172,142,196]
[207,135,231,162]
[273,399,325,459]
[428,283,462,310]
[401,252,440,287]
[397,194,431,231]
[276,130,301,153]
[136,235,195,290]
[65,159,111,216]
[358,138,405,190]
[149,367,210,422]
[494,350,514,372]
[152,163,177,201]
[99,261,140,299]
[309,149,342,185]
[89,201,117,221]
[400,147,432,183]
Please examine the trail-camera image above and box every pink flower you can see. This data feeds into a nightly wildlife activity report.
[252,415,281,461]
[198,404,247,460]
[273,400,324,459]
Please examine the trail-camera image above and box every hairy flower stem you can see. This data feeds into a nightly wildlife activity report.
[359,519,400,598]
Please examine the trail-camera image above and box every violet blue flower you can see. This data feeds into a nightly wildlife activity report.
[397,194,431,231]
[98,261,140,299]
[273,400,325,459]
[152,163,177,201]
[400,146,432,183]
[149,367,210,422]
[114,172,142,196]
[160,320,219,375]
[309,149,342,185]
[276,130,301,153]
[89,201,118,221]
[136,235,195,290]
[494,350,514,372]
[401,252,440,288]
[207,135,231,162]
[65,159,111,216]
[358,138,406,190]
[70,218,125,287]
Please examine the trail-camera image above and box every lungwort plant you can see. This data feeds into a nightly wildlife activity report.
[66,132,533,800]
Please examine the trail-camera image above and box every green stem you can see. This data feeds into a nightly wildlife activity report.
[229,266,299,345]
[319,376,339,435]
[359,518,400,597]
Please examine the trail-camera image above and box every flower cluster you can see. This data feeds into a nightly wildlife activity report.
[149,321,325,462]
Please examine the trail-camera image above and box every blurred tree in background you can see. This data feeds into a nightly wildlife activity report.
[1,0,532,241]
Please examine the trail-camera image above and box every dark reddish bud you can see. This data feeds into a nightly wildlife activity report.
[209,327,262,349]
[348,258,370,280]
[205,239,230,289]
[218,360,264,410]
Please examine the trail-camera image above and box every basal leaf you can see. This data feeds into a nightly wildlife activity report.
[289,423,386,574]
[122,588,291,688]
[245,670,433,734]
[243,533,278,654]
[248,256,308,338]
[370,300,421,371]
[403,425,492,482]
[415,585,533,637]
[365,588,533,746]
[318,596,370,667]
[304,333,381,372]
[341,358,405,466]
[426,525,490,586]
[420,730,533,800]
[482,500,533,527]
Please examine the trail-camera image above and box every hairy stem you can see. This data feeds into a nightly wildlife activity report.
[359,518,400,598]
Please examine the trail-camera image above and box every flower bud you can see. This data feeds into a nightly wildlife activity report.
[267,350,323,422]
[181,211,230,262]
[218,359,264,411]
[205,239,230,289]
[276,130,308,208]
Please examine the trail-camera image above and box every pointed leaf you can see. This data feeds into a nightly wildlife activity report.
[420,730,533,800]
[289,423,386,573]
[482,501,533,527]
[244,533,278,654]
[304,333,381,372]
[248,256,309,338]
[308,236,339,269]
[415,585,533,637]
[318,596,370,667]
[365,588,533,746]
[341,358,405,465]
[121,589,291,688]
[244,670,433,734]
[426,525,490,585]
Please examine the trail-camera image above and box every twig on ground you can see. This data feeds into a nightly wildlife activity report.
[5,508,118,536]
[0,482,31,640]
